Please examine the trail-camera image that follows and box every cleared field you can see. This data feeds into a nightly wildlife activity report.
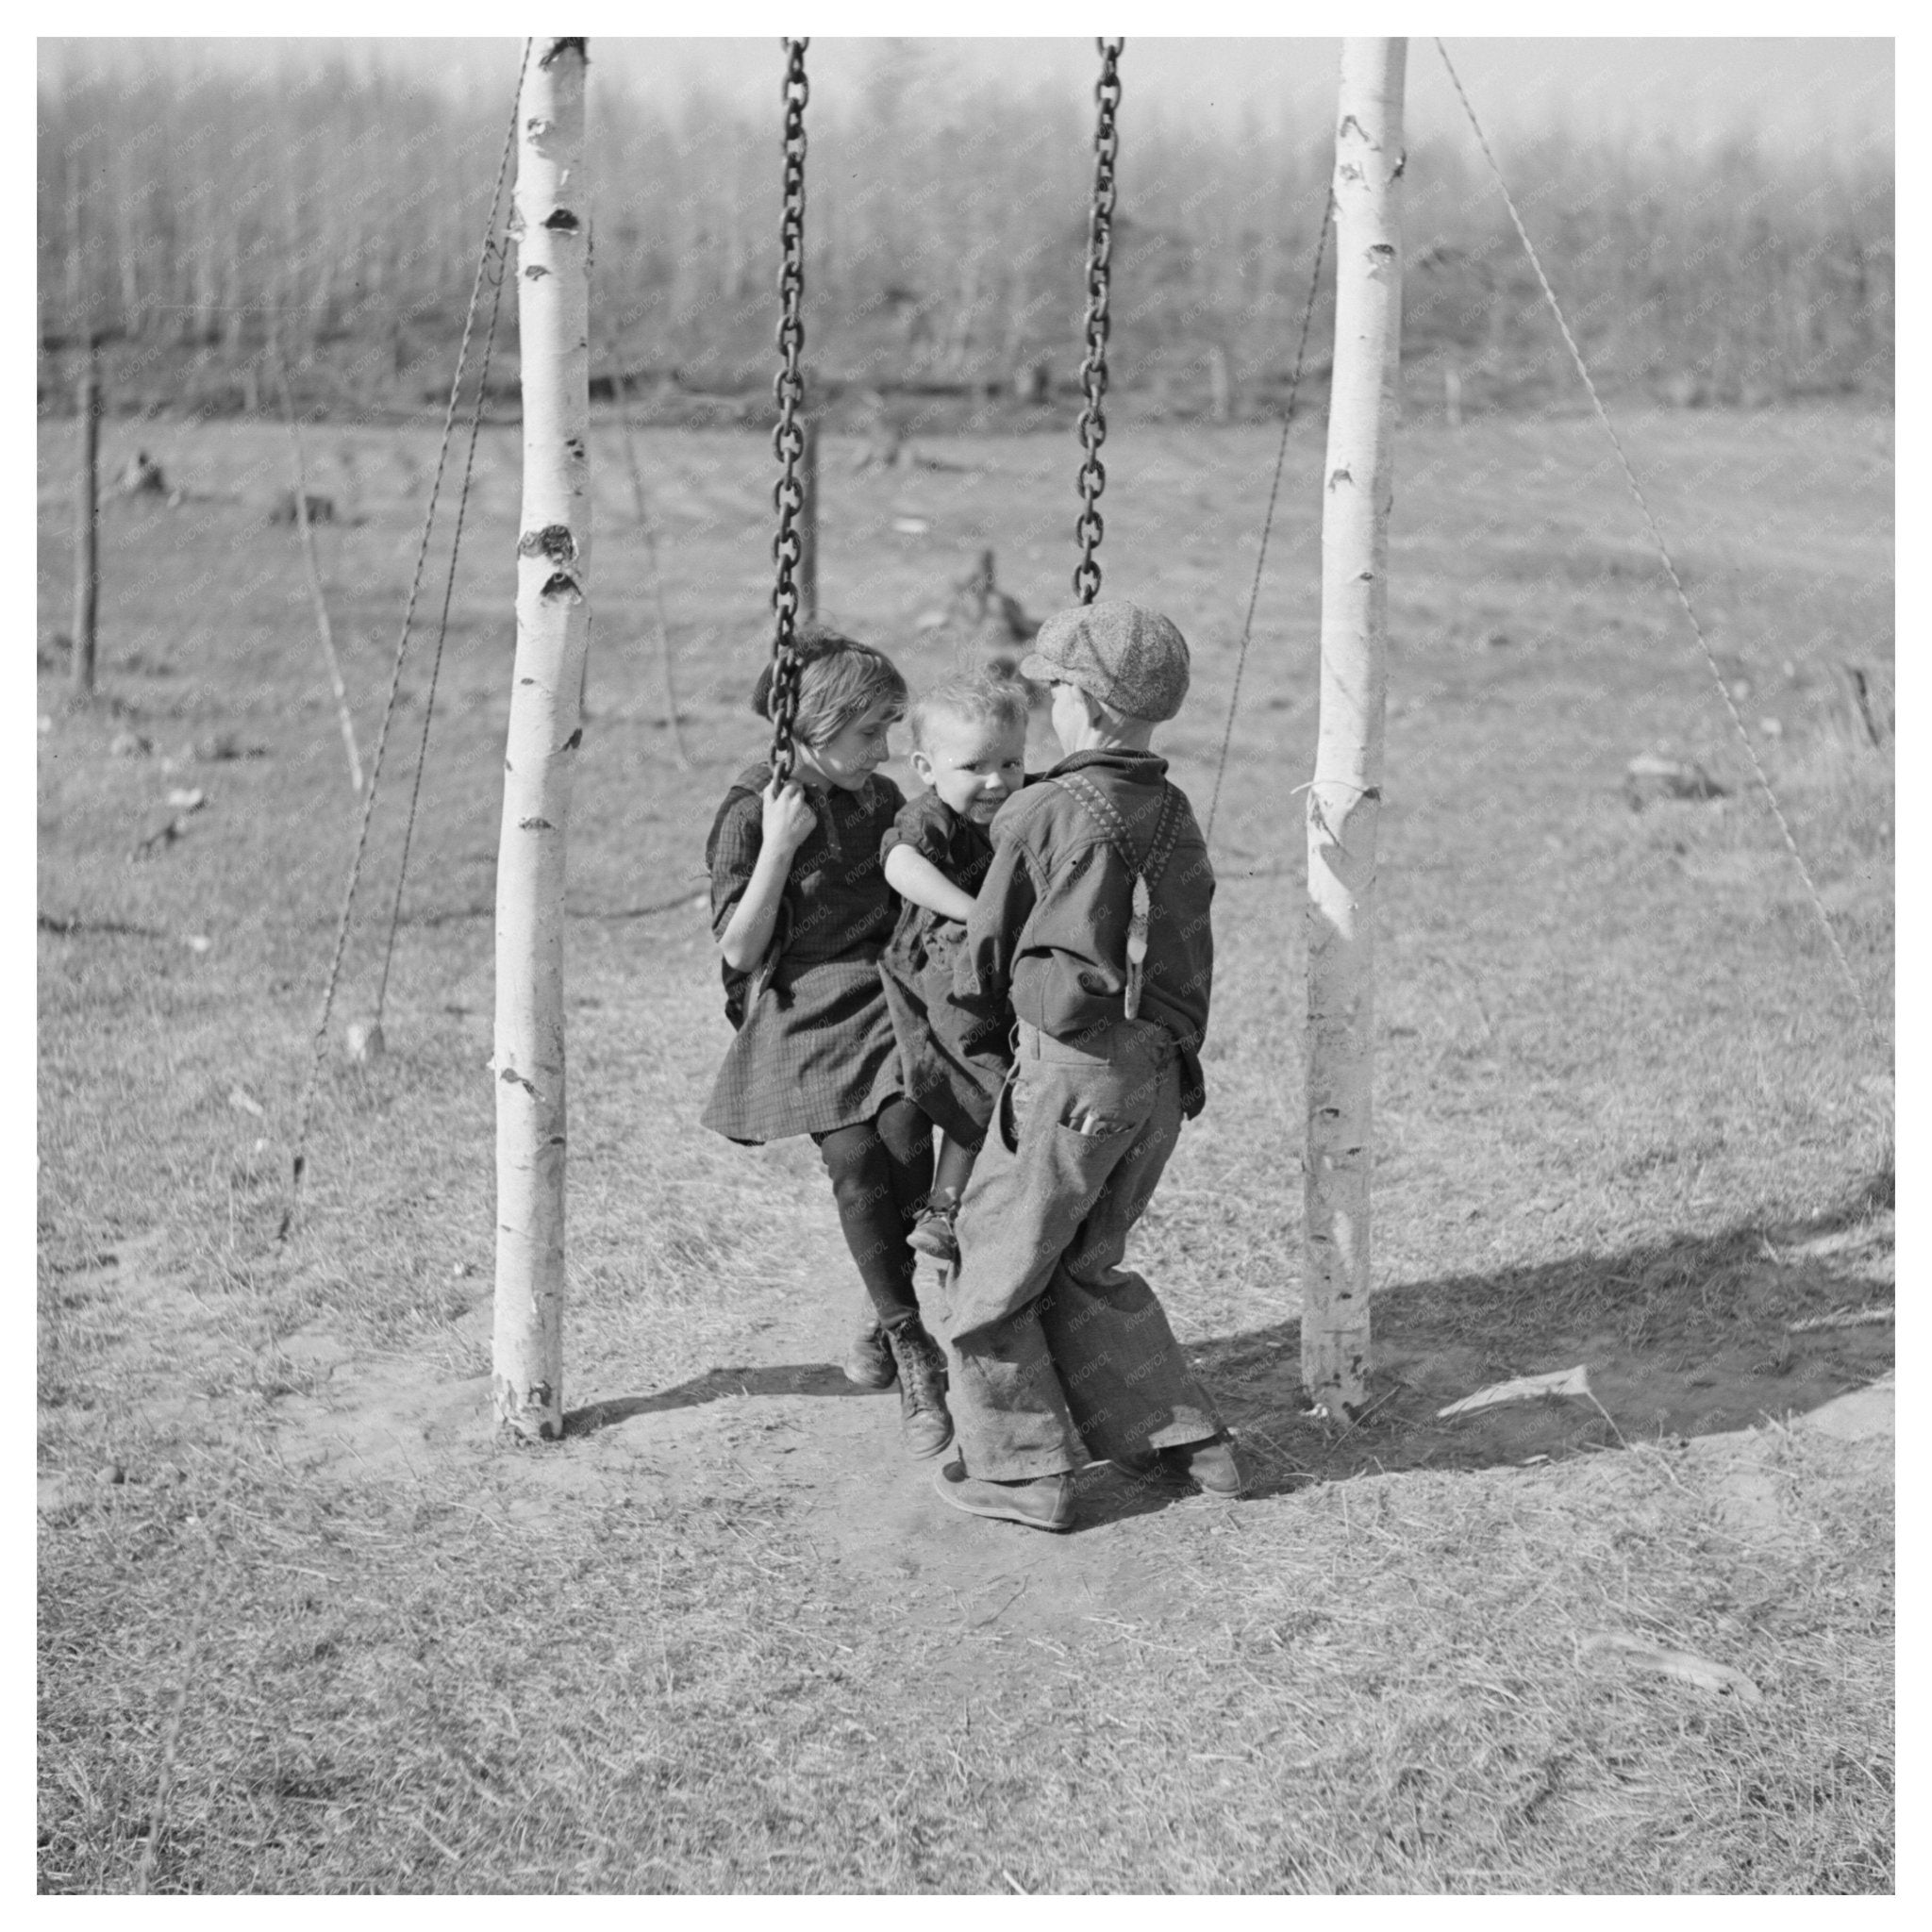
[38,405,1892,1892]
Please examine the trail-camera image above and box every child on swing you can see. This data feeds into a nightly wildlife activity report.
[876,672,1032,1268]
[928,601,1241,1532]
[701,625,952,1459]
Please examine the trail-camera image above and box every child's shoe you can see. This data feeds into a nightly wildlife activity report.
[1167,1435,1245,1496]
[1114,1432,1245,1496]
[843,1323,897,1391]
[908,1203,960,1267]
[931,1457,1074,1532]
[885,1319,954,1459]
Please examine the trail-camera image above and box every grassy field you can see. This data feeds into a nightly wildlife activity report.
[37,403,1892,1892]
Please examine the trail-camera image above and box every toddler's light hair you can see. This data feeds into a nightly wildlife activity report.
[908,670,1030,754]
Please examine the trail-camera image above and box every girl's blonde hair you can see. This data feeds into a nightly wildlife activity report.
[750,624,907,748]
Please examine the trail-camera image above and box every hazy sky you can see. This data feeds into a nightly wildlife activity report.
[47,37,1894,158]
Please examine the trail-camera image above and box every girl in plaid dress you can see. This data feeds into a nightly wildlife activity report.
[701,626,952,1459]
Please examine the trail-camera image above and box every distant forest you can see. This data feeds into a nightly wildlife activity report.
[38,43,1894,425]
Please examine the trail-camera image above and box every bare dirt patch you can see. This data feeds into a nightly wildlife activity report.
[253,1185,1893,1668]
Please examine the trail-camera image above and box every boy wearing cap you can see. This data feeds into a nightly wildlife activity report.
[929,599,1241,1533]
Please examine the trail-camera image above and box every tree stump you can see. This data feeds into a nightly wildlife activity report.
[850,391,911,473]
[1208,341,1235,424]
[916,549,1040,678]
[344,1021,385,1062]
[118,448,167,496]
[270,489,335,525]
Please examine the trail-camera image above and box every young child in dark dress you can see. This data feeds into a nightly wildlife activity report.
[877,673,1031,1266]
[701,625,951,1459]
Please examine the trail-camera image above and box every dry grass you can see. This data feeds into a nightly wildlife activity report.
[39,406,1890,1891]
[38,1398,1890,1891]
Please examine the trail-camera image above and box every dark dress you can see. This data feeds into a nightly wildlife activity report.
[702,763,908,1145]
[877,789,1014,1147]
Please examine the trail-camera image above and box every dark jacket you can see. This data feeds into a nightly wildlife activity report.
[878,785,999,975]
[874,787,1011,1143]
[954,747,1215,1116]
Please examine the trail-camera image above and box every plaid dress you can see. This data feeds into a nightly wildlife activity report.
[877,789,1014,1147]
[701,762,909,1144]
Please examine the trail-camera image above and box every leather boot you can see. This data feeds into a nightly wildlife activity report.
[908,1203,960,1267]
[886,1320,954,1460]
[932,1457,1074,1531]
[843,1322,896,1391]
[1114,1432,1245,1496]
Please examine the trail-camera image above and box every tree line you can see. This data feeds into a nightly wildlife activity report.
[38,43,1893,422]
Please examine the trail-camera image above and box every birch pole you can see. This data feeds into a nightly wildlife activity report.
[494,38,591,1441]
[1304,39,1405,1422]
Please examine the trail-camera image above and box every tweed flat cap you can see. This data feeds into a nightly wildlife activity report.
[1017,600,1191,723]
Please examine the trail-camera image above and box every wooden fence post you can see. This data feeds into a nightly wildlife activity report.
[72,343,99,703]
[275,343,364,792]
[608,358,692,767]
[1303,37,1406,1422]
[493,37,591,1442]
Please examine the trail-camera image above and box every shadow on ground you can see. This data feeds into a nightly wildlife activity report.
[566,1361,870,1435]
[1202,1173,1894,1504]
[563,1171,1893,1525]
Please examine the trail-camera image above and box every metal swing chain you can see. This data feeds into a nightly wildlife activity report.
[1074,37,1124,605]
[768,37,810,783]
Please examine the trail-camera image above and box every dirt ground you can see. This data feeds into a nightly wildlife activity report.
[46,1192,1888,1669]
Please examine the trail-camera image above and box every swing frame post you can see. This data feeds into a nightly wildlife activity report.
[492,36,591,1442]
[1303,37,1406,1423]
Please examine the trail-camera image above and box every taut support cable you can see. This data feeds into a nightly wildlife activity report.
[1436,38,1883,1056]
[278,41,533,1239]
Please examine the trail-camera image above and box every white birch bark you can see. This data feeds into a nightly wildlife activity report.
[1304,39,1405,1422]
[494,39,591,1441]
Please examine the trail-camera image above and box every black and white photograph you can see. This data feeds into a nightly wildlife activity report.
[36,26,1894,1896]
